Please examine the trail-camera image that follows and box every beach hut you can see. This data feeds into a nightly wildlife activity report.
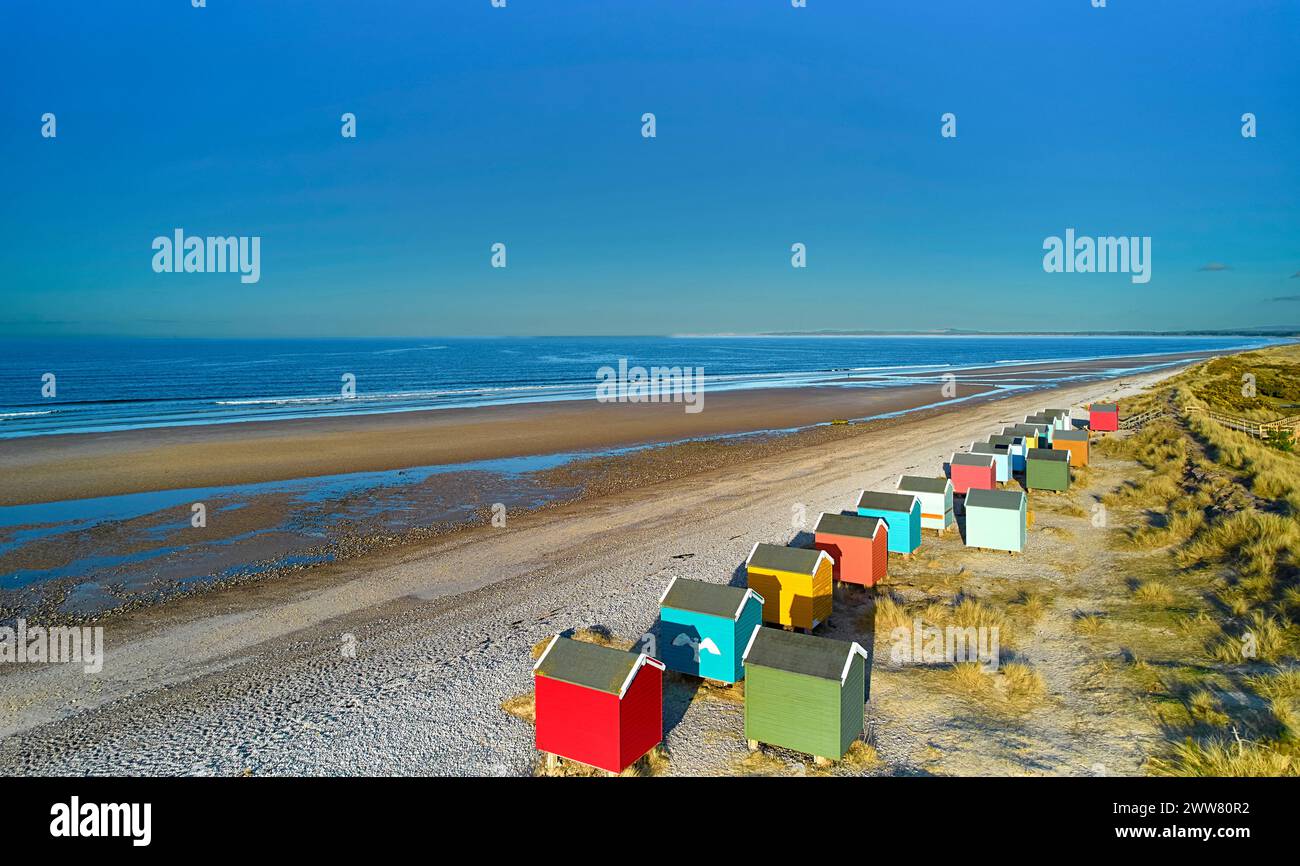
[742,627,869,763]
[855,491,922,555]
[813,512,888,588]
[970,441,1012,483]
[1025,447,1071,492]
[1090,402,1119,432]
[1005,424,1045,450]
[1025,414,1056,444]
[989,434,1027,473]
[1052,428,1090,467]
[896,475,955,534]
[657,577,765,683]
[533,635,665,774]
[964,488,1028,553]
[949,452,997,495]
[745,543,834,631]
[1045,409,1074,430]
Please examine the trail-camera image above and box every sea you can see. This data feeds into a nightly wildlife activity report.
[0,335,1279,439]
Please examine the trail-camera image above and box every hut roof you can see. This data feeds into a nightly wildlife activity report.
[659,577,763,620]
[1054,429,1089,442]
[965,488,1026,511]
[1092,402,1118,413]
[814,512,885,540]
[897,475,952,495]
[746,543,828,574]
[988,434,1023,446]
[951,452,996,467]
[856,490,918,513]
[971,441,1009,454]
[741,627,868,685]
[1027,447,1069,463]
[533,636,663,698]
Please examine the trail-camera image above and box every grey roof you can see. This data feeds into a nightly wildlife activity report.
[1025,413,1054,424]
[534,637,641,695]
[965,487,1026,511]
[988,435,1023,447]
[1045,409,1071,417]
[971,442,1009,455]
[897,475,951,495]
[1092,402,1117,413]
[1053,429,1089,442]
[951,452,995,467]
[660,578,754,620]
[857,490,917,513]
[747,543,825,574]
[815,512,884,540]
[1005,425,1043,438]
[1027,447,1069,463]
[742,627,865,682]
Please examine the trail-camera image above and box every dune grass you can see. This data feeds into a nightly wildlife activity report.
[1099,344,1300,775]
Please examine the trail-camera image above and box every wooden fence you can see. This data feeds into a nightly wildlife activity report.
[1118,409,1166,431]
[1185,406,1300,440]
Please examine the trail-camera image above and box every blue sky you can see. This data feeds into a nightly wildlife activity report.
[1,0,1297,337]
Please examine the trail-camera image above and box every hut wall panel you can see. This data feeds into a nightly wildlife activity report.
[734,602,764,682]
[618,663,664,770]
[745,665,841,759]
[838,656,867,757]
[535,676,621,772]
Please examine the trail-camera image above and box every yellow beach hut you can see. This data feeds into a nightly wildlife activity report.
[744,543,834,631]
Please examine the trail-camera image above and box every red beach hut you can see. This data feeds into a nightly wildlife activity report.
[813,512,888,587]
[533,635,664,774]
[949,452,997,495]
[1090,402,1119,432]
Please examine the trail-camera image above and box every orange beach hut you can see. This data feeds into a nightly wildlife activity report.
[813,512,888,588]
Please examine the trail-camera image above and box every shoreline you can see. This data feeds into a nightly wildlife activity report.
[0,349,1225,507]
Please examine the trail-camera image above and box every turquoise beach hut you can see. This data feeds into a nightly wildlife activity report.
[856,490,922,555]
[657,577,765,684]
[988,434,1027,473]
[970,441,1012,483]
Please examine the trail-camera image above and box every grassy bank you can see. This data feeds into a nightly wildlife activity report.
[1095,343,1300,775]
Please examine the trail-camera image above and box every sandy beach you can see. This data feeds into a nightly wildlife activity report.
[0,359,1195,775]
[0,351,1219,507]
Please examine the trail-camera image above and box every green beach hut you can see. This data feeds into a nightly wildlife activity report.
[1025,447,1070,492]
[964,488,1028,553]
[741,626,869,763]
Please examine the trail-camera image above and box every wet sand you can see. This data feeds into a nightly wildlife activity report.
[0,350,1218,506]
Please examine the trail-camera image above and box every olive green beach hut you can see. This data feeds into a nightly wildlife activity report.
[742,627,869,763]
[1025,447,1070,492]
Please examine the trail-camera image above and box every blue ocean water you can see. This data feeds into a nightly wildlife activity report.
[0,335,1278,439]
